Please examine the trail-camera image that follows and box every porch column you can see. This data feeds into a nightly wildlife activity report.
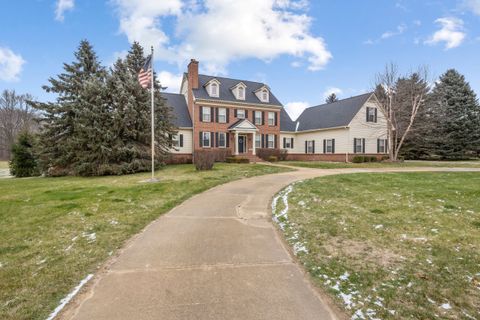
[252,131,256,155]
[234,131,239,155]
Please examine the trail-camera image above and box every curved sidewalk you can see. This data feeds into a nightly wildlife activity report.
[62,166,480,320]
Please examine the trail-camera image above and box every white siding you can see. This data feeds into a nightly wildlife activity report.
[282,128,350,154]
[170,129,193,154]
[348,97,388,154]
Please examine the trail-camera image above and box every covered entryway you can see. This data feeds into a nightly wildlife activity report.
[228,119,259,156]
[238,135,247,154]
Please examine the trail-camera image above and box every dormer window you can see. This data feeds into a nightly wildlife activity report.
[206,79,221,98]
[211,83,218,96]
[238,86,244,99]
[262,90,268,102]
[254,85,270,103]
[231,82,247,100]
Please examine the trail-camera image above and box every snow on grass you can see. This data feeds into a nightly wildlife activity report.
[82,232,96,243]
[45,274,93,320]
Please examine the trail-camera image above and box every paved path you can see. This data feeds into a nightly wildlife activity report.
[62,166,480,320]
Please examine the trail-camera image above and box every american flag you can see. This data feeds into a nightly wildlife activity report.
[138,54,152,89]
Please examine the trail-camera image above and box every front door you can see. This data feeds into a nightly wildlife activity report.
[238,135,246,153]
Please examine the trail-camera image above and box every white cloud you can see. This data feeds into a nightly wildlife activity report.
[425,17,466,49]
[158,71,183,93]
[112,0,332,74]
[364,23,407,44]
[322,87,343,99]
[285,101,310,121]
[55,0,75,21]
[0,47,25,82]
[463,0,480,15]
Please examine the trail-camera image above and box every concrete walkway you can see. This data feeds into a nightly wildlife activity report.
[62,166,480,320]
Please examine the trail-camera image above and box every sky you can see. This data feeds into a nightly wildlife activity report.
[1,0,479,120]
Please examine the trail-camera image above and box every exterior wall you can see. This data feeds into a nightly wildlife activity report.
[169,129,193,154]
[281,128,350,154]
[285,153,385,162]
[165,153,193,164]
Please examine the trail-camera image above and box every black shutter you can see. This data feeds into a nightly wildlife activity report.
[362,138,366,153]
[199,132,203,147]
[323,139,326,153]
[215,108,219,123]
[366,107,369,122]
[216,132,219,147]
[261,134,265,148]
[374,108,378,123]
[385,139,388,154]
[332,139,335,153]
[234,109,237,117]
[274,135,278,149]
[262,111,265,125]
[274,112,278,126]
[226,108,230,123]
[180,134,184,148]
[353,138,357,153]
[377,139,380,153]
[200,107,203,122]
[305,141,308,153]
[226,133,230,148]
[245,110,248,118]
[291,138,294,149]
[283,137,286,148]
[312,140,315,154]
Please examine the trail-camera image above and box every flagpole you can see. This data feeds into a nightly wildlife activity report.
[150,46,155,180]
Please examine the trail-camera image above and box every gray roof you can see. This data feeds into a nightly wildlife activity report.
[162,93,192,128]
[295,93,373,131]
[192,74,283,106]
[280,108,296,132]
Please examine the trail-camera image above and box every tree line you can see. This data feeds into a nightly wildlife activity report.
[8,40,175,177]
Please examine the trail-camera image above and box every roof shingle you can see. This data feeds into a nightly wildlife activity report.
[162,92,192,128]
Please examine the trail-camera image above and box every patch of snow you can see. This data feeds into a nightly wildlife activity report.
[331,282,341,291]
[65,244,74,252]
[82,232,96,243]
[352,309,365,320]
[388,310,396,315]
[298,200,306,207]
[0,262,3,268]
[339,272,350,281]
[440,302,451,310]
[45,274,93,320]
[37,258,47,265]
[339,292,354,309]
[110,220,119,226]
[374,224,383,230]
[431,228,438,233]
[436,199,445,203]
[407,282,413,288]
[293,242,308,255]
[462,311,476,319]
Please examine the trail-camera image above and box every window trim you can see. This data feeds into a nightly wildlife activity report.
[237,109,245,119]
[367,107,377,123]
[262,89,268,102]
[267,134,274,149]
[306,140,314,154]
[218,107,227,123]
[268,112,275,126]
[210,83,218,97]
[378,138,387,153]
[354,138,363,154]
[285,138,292,149]
[202,132,211,148]
[218,132,226,148]
[255,135,261,148]
[254,111,262,125]
[238,86,245,100]
[202,107,211,122]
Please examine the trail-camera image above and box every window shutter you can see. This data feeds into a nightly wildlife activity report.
[312,140,315,154]
[332,139,335,153]
[362,138,366,153]
[199,132,203,147]
[385,139,388,154]
[261,134,265,148]
[234,109,237,117]
[216,132,219,147]
[180,134,184,148]
[226,133,230,147]
[215,108,219,123]
[291,138,294,149]
[274,112,278,126]
[323,139,326,153]
[283,137,286,148]
[377,139,380,153]
[353,138,357,153]
[262,111,265,125]
[366,107,369,122]
[200,107,203,122]
[226,108,230,123]
[275,135,278,149]
[374,108,378,123]
[245,110,248,118]
[305,141,307,154]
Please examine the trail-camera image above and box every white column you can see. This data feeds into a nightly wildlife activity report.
[235,131,239,155]
[252,132,256,155]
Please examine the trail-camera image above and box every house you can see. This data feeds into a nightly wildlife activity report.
[163,59,388,163]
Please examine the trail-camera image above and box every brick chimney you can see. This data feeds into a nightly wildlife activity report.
[188,59,199,89]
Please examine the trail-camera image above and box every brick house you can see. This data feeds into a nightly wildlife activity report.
[164,59,388,163]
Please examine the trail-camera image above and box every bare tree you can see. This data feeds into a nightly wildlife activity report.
[374,64,429,161]
[0,90,37,160]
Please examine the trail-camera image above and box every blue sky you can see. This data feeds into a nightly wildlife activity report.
[1,0,479,120]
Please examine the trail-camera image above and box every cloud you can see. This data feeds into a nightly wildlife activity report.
[0,47,25,82]
[322,87,343,99]
[285,101,310,121]
[463,0,480,15]
[158,71,183,93]
[381,24,407,39]
[425,17,466,49]
[55,0,75,21]
[112,0,332,74]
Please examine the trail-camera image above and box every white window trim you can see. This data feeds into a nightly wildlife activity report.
[267,134,274,149]
[237,109,245,119]
[202,107,211,122]
[210,83,219,97]
[307,140,314,154]
[203,132,211,148]
[218,132,226,148]
[355,138,363,153]
[285,138,292,149]
[261,89,269,102]
[255,111,262,125]
[379,139,387,153]
[326,139,333,154]
[218,108,227,123]
[237,86,245,100]
[255,135,261,148]
[268,112,275,126]
[367,107,376,122]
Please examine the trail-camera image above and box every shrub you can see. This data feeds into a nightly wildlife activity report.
[9,132,40,177]
[256,148,285,161]
[369,156,378,162]
[352,156,365,163]
[194,150,216,170]
[226,156,249,163]
[211,149,232,162]
[278,149,288,161]
[268,156,278,162]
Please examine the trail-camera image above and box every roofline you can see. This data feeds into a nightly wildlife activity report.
[304,92,374,111]
[198,74,266,87]
[295,126,349,133]
[229,82,247,90]
[253,84,270,92]
[193,97,283,109]
[203,78,221,87]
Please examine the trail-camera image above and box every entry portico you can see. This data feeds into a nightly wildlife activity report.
[228,119,259,156]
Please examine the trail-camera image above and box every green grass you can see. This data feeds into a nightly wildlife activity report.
[273,172,480,319]
[282,160,480,169]
[0,163,291,320]
[0,161,8,169]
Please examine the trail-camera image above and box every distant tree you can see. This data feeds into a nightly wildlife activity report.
[374,63,430,161]
[325,93,339,104]
[425,69,480,159]
[0,90,37,160]
[9,131,40,177]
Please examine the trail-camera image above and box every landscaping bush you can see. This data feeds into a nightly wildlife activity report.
[352,156,365,163]
[279,149,288,161]
[194,150,216,170]
[211,149,232,162]
[9,132,40,177]
[226,156,250,163]
[268,156,278,162]
[369,156,378,162]
[256,148,286,161]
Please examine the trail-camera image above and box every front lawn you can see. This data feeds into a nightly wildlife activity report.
[0,163,291,320]
[282,160,480,169]
[273,172,480,319]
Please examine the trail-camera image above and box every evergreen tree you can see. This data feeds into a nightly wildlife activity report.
[325,93,339,104]
[9,131,40,177]
[426,69,480,159]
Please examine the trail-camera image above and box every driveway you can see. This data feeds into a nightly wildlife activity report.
[61,166,480,320]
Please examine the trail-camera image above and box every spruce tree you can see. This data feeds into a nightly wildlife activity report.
[325,93,339,104]
[426,69,480,159]
[9,131,40,177]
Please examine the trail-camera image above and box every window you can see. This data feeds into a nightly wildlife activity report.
[326,139,333,153]
[238,87,244,99]
[218,108,226,123]
[268,112,275,126]
[267,134,275,148]
[211,83,218,97]
[378,139,387,153]
[255,111,262,125]
[202,132,211,147]
[172,134,179,147]
[285,138,292,149]
[202,107,211,122]
[367,107,377,122]
[354,138,363,153]
[255,135,261,148]
[262,89,268,102]
[307,140,314,154]
[237,109,245,119]
[218,132,226,148]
